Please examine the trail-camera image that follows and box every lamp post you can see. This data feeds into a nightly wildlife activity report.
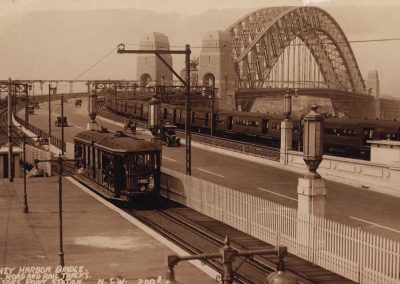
[33,156,85,267]
[148,94,161,139]
[165,236,296,284]
[283,91,292,120]
[87,89,98,130]
[49,85,57,145]
[297,104,327,217]
[202,86,216,138]
[302,104,324,179]
[280,89,293,165]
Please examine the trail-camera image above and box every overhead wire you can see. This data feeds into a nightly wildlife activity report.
[124,37,400,49]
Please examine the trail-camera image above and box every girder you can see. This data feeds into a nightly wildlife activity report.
[226,6,366,93]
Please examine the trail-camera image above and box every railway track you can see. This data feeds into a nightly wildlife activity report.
[98,105,281,161]
[128,202,353,284]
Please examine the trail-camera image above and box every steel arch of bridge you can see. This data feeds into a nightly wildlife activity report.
[226,6,366,94]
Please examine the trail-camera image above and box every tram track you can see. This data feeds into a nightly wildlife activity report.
[127,202,345,284]
[130,206,275,284]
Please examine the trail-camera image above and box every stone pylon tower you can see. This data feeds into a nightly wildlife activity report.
[366,70,380,119]
[198,31,235,111]
[137,32,173,86]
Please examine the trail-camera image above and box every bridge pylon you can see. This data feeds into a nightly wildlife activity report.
[136,32,173,89]
[199,31,235,111]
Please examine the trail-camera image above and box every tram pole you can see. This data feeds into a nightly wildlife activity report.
[34,156,84,267]
[184,44,191,175]
[117,44,192,175]
[61,94,64,156]
[7,78,14,182]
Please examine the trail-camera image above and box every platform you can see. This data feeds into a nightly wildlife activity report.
[0,176,217,283]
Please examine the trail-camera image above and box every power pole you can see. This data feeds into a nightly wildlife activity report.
[8,78,13,182]
[117,44,192,175]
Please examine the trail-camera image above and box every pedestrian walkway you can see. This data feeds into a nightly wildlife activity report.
[0,176,217,283]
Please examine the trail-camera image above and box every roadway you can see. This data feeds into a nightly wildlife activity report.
[23,99,400,242]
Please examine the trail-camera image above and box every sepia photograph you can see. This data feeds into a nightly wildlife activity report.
[0,0,400,283]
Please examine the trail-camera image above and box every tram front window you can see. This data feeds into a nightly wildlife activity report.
[135,154,150,168]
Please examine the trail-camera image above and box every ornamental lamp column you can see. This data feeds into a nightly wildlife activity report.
[148,94,161,142]
[280,90,293,165]
[87,90,98,130]
[297,104,327,217]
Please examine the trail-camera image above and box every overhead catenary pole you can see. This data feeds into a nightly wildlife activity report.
[57,156,65,266]
[48,84,52,145]
[8,78,13,182]
[185,44,191,175]
[61,94,64,156]
[117,44,192,175]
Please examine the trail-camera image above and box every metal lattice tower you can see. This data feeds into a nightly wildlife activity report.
[226,6,366,94]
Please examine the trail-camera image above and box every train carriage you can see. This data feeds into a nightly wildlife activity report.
[324,118,378,158]
[161,103,178,124]
[216,111,281,145]
[191,107,212,132]
[74,129,162,201]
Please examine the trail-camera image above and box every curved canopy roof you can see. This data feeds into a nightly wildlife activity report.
[74,130,161,153]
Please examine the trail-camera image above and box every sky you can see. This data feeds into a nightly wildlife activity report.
[1,0,400,97]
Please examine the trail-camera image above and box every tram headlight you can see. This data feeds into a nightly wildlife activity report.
[148,175,155,190]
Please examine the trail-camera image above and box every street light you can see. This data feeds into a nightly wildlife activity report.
[302,104,324,179]
[165,236,296,284]
[265,248,297,284]
[148,94,161,138]
[33,155,85,266]
[48,85,57,145]
[201,86,216,138]
[283,90,292,120]
[87,90,98,130]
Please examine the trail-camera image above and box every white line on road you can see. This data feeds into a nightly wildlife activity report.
[349,216,400,234]
[73,125,83,129]
[257,187,297,201]
[197,168,225,178]
[162,156,177,162]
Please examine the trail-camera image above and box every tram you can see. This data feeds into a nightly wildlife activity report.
[74,129,162,202]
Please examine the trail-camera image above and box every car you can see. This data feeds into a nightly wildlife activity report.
[75,99,82,107]
[55,116,68,127]
[27,105,35,114]
[159,123,180,147]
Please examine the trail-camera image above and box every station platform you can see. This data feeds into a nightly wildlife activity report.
[0,176,217,283]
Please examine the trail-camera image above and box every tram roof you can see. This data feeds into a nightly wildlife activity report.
[74,130,161,153]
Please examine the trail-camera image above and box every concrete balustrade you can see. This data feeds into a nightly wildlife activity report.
[286,149,400,197]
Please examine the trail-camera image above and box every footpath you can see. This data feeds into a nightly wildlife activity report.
[0,176,217,284]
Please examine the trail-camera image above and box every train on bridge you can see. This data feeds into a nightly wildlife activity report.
[106,98,400,160]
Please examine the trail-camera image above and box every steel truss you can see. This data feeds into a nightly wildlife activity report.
[226,7,366,94]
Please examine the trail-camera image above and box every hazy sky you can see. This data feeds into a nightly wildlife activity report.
[1,0,400,97]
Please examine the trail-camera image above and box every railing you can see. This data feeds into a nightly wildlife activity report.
[161,167,400,284]
[14,115,66,153]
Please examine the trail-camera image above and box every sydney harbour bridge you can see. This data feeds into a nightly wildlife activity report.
[1,6,378,119]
